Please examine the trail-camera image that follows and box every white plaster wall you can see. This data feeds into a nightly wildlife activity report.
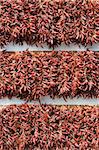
[0,42,99,51]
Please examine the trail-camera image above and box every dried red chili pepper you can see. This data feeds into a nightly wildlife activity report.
[0,105,98,149]
[0,50,98,101]
[0,0,98,47]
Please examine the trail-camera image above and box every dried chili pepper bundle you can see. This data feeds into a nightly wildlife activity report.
[0,105,98,150]
[0,50,98,101]
[0,0,98,47]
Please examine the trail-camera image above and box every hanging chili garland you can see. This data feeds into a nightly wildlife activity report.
[0,0,98,47]
[0,50,98,101]
[0,105,98,150]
